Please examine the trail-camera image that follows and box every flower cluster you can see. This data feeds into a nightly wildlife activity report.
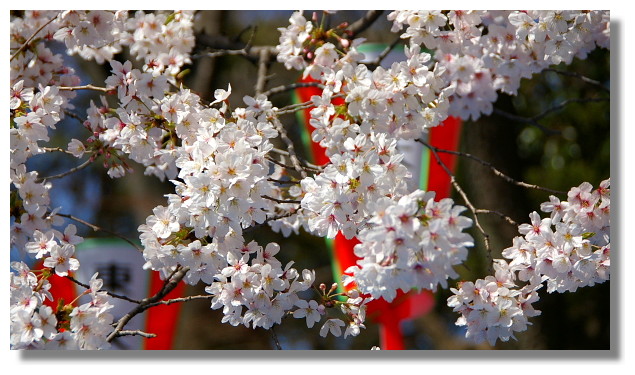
[204,242,314,330]
[448,179,610,345]
[10,262,113,350]
[388,10,610,120]
[53,10,195,73]
[294,44,454,241]
[344,190,474,302]
[276,11,366,79]
[447,260,542,346]
[504,179,610,293]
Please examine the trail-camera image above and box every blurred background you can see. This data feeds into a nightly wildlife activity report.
[16,10,610,350]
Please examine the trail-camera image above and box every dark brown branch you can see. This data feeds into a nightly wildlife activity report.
[270,147,323,171]
[271,121,308,179]
[63,110,87,125]
[474,209,518,227]
[367,36,403,68]
[267,177,301,185]
[65,275,142,304]
[194,33,277,63]
[492,108,560,135]
[346,10,384,39]
[532,97,609,122]
[418,140,567,195]
[262,195,302,205]
[493,97,609,135]
[107,266,190,342]
[270,325,282,350]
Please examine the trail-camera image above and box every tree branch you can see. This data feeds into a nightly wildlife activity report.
[107,266,190,342]
[346,10,384,39]
[143,294,213,309]
[542,68,610,93]
[474,209,518,227]
[418,140,567,195]
[255,47,271,96]
[55,213,143,253]
[261,82,325,98]
[420,141,494,273]
[58,84,110,93]
[10,13,59,62]
[270,325,282,350]
[493,97,609,135]
[261,195,302,205]
[65,275,142,304]
[113,330,157,339]
[194,33,277,63]
[271,121,308,179]
[37,158,93,183]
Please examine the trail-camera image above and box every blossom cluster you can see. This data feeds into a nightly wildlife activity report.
[10,262,114,350]
[505,178,610,293]
[276,11,366,79]
[388,10,610,120]
[447,260,542,346]
[448,179,610,346]
[344,190,474,302]
[204,241,315,330]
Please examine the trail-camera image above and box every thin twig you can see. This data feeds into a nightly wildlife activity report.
[261,82,325,98]
[37,158,93,182]
[271,121,308,179]
[63,110,86,125]
[532,97,609,122]
[271,147,323,171]
[56,213,143,253]
[493,97,609,135]
[275,93,345,115]
[10,13,59,62]
[270,325,282,350]
[417,140,567,196]
[261,195,302,205]
[267,178,301,185]
[421,142,494,274]
[107,266,190,343]
[65,275,142,304]
[474,209,518,227]
[243,210,299,234]
[265,155,320,175]
[542,68,610,93]
[492,108,560,135]
[275,100,317,116]
[194,33,277,63]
